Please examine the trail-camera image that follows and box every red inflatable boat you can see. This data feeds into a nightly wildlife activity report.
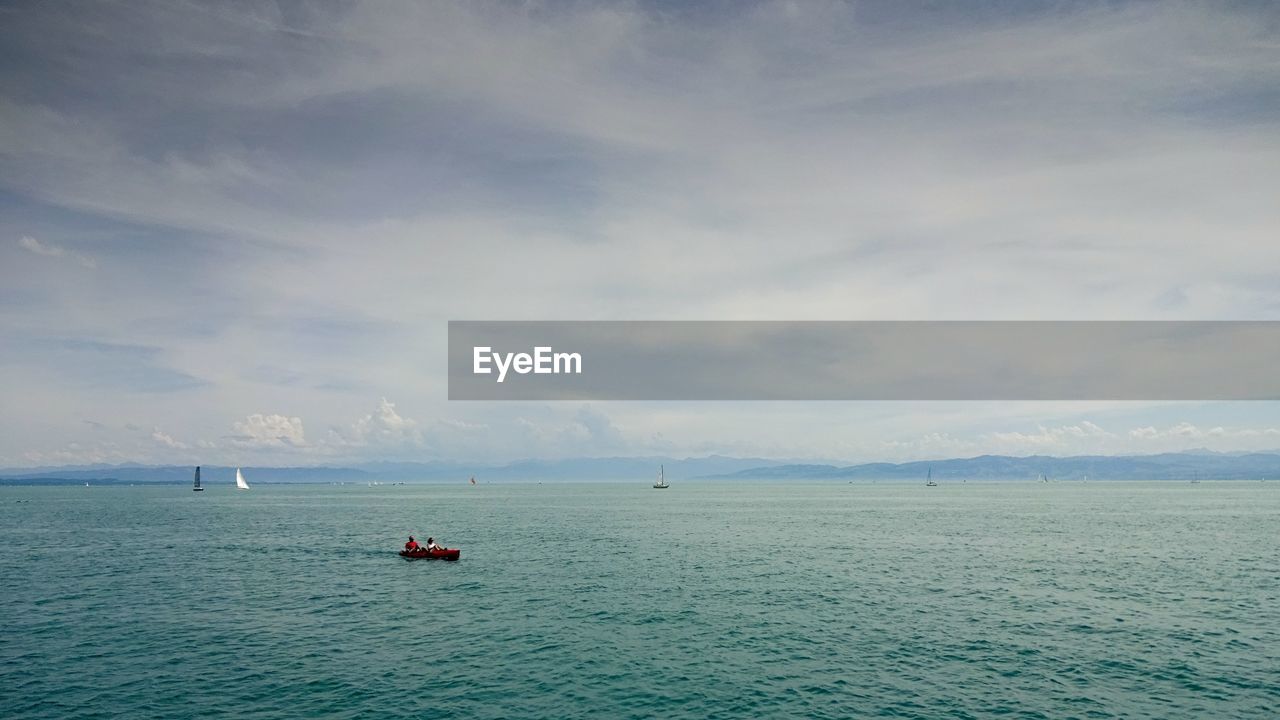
[399,547,460,561]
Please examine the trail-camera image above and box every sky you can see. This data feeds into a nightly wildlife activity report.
[2,0,1280,468]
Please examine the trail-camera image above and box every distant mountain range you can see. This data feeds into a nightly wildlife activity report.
[2,451,1280,485]
[700,452,1280,481]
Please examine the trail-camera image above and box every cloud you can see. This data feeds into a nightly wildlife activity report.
[878,432,977,458]
[151,427,189,449]
[21,440,128,466]
[572,405,626,450]
[989,421,1115,450]
[510,405,628,456]
[17,235,96,268]
[1129,423,1275,441]
[12,337,209,393]
[230,413,306,448]
[335,397,423,448]
[3,3,1280,467]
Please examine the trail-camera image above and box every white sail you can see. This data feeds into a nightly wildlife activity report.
[235,467,250,490]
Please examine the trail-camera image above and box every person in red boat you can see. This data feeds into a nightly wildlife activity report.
[405,536,420,552]
[426,537,442,551]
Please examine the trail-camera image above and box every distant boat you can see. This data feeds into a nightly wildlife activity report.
[84,482,89,487]
[653,465,669,489]
[235,467,250,490]
[193,466,204,492]
[469,476,476,485]
[925,467,937,487]
[1191,472,1200,484]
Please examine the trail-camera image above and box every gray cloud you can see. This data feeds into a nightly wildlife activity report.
[2,1,1280,466]
[0,337,208,394]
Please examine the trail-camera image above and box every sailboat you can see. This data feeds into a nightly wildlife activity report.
[653,465,669,489]
[193,466,204,492]
[235,467,250,490]
[469,476,476,485]
[925,467,937,487]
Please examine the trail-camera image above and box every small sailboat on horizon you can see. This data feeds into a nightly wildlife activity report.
[235,467,250,490]
[193,466,204,492]
[653,465,669,489]
[925,467,937,487]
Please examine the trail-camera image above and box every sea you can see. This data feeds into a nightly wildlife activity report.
[1,481,1276,719]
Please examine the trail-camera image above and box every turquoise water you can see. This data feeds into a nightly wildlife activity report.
[2,481,1277,719]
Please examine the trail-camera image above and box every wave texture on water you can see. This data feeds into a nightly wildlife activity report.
[1,482,1278,718]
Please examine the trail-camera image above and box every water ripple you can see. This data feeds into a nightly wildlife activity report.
[1,482,1277,718]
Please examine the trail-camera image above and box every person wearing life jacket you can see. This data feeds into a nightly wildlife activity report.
[405,536,420,552]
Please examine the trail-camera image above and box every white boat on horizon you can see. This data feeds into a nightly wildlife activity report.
[653,465,668,489]
[235,467,250,490]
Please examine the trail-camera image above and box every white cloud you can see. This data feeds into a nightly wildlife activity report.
[878,432,977,458]
[17,235,96,268]
[151,427,189,449]
[438,418,488,432]
[1129,423,1277,442]
[505,405,629,457]
[336,397,422,448]
[987,421,1116,452]
[21,440,128,466]
[231,413,306,448]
